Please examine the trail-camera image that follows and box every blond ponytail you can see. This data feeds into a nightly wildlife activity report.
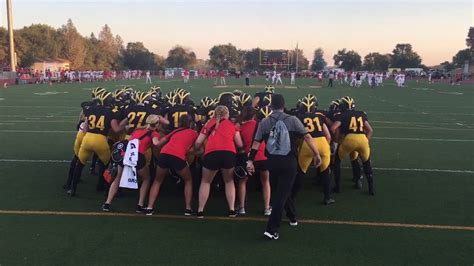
[214,105,229,130]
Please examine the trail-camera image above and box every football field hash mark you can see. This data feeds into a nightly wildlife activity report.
[0,209,472,232]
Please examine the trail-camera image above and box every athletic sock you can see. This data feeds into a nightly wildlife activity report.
[65,156,79,189]
[351,159,361,182]
[96,160,106,191]
[320,169,331,200]
[333,156,342,191]
[71,162,85,192]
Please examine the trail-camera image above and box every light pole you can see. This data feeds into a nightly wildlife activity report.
[7,0,16,72]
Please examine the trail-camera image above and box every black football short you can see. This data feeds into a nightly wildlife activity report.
[254,160,269,171]
[156,153,187,171]
[202,151,236,170]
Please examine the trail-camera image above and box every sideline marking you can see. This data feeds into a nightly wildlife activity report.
[0,159,472,174]
[438,91,463,95]
[0,209,472,231]
[33,91,69,96]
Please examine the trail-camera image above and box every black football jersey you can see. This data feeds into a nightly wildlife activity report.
[298,112,326,138]
[84,105,121,136]
[164,104,197,131]
[337,110,368,135]
[124,104,154,135]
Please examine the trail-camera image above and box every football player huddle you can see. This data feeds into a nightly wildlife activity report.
[63,85,375,218]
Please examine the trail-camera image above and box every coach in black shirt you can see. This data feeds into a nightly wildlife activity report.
[247,94,322,240]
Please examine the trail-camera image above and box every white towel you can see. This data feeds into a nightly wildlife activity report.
[119,139,139,189]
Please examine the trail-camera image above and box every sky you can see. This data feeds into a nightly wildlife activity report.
[1,0,473,66]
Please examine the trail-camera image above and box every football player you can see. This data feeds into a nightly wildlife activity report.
[253,85,274,109]
[330,96,375,195]
[296,95,334,205]
[65,91,127,196]
[196,97,216,130]
[325,99,363,190]
[217,92,239,120]
[162,89,197,132]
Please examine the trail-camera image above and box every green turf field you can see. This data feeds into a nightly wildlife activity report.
[0,77,473,265]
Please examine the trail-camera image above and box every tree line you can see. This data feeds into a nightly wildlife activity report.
[0,20,471,72]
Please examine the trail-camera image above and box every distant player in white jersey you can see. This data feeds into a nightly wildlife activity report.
[367,72,374,86]
[375,73,383,86]
[317,72,323,84]
[290,72,296,85]
[271,70,277,84]
[275,72,283,84]
[395,73,405,87]
[350,72,357,87]
[145,71,151,84]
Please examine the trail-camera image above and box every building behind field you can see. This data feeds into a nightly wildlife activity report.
[32,58,70,72]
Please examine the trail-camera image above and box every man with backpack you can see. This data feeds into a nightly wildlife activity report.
[246,94,322,240]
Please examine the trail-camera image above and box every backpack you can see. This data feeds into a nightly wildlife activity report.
[266,115,291,156]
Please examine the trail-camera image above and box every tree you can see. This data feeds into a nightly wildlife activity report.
[242,48,263,71]
[98,24,122,70]
[440,61,456,72]
[122,42,157,70]
[59,19,86,69]
[466,27,474,49]
[209,43,242,69]
[165,45,196,68]
[290,49,309,71]
[310,48,326,71]
[154,54,165,70]
[452,49,472,67]
[333,49,361,71]
[7,24,64,67]
[0,27,7,64]
[363,52,391,71]
[390,43,422,69]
